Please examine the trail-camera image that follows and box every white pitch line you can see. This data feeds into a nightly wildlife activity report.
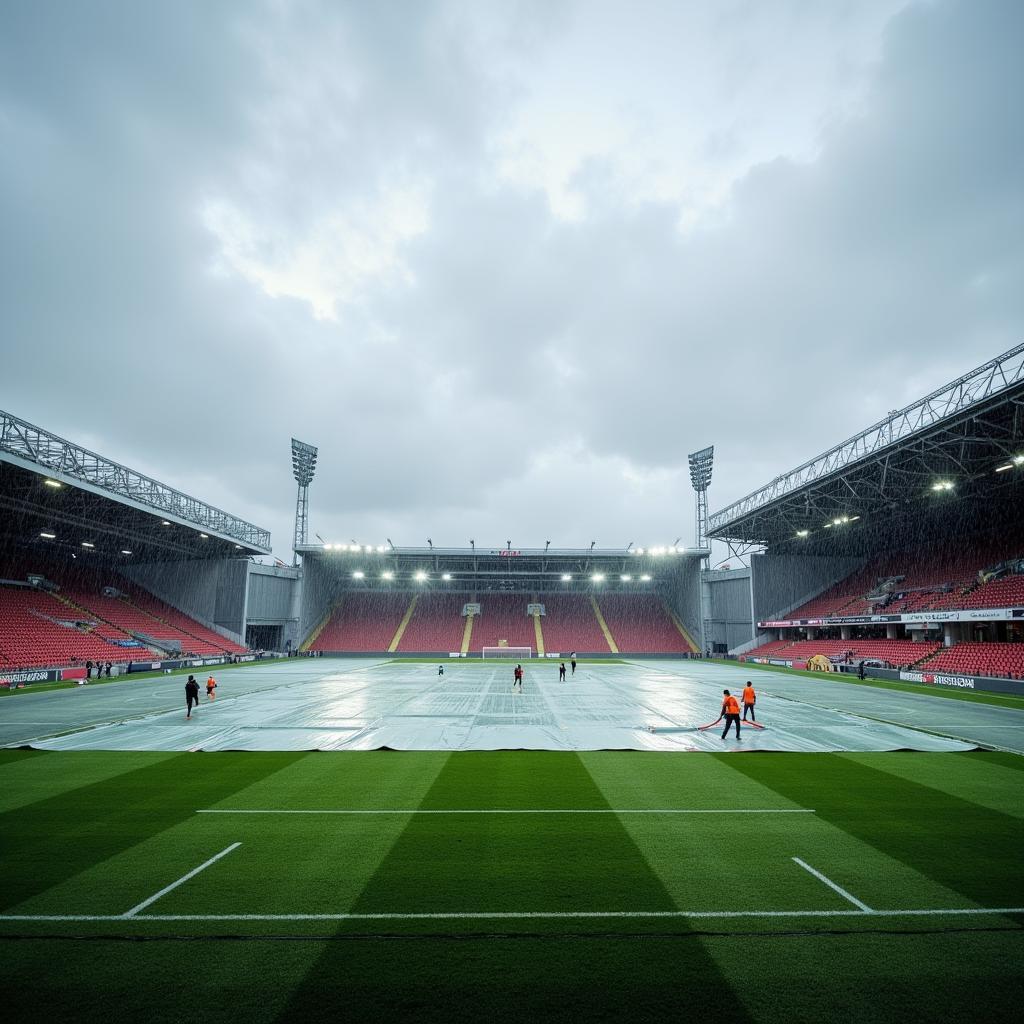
[792,857,873,913]
[122,843,241,918]
[2,907,1022,923]
[197,808,815,816]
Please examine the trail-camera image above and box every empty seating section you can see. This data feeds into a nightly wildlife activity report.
[123,587,246,654]
[537,594,609,654]
[598,594,694,653]
[0,584,156,669]
[59,590,219,657]
[311,593,411,652]
[958,573,1024,609]
[395,594,466,653]
[785,541,1024,621]
[469,595,537,653]
[918,642,1024,679]
[752,637,940,668]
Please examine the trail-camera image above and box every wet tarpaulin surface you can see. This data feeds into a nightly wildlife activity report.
[4,658,1009,752]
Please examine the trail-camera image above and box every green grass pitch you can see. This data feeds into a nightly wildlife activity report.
[1,748,1022,1022]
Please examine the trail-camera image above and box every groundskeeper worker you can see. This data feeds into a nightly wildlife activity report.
[721,689,741,739]
[742,682,756,721]
[185,676,200,719]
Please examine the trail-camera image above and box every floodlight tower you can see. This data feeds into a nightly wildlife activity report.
[688,445,714,559]
[291,438,318,566]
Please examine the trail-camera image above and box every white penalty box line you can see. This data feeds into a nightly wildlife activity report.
[3,907,1022,923]
[196,808,817,816]
[121,843,241,918]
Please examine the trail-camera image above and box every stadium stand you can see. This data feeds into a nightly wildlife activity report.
[784,543,1024,621]
[310,593,411,652]
[469,594,538,654]
[0,583,157,669]
[536,593,610,654]
[918,642,1024,679]
[395,594,466,653]
[597,594,695,654]
[749,636,941,669]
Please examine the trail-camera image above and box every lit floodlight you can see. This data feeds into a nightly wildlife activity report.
[364,545,372,553]
[352,571,365,579]
[377,545,386,552]
[414,570,428,582]
[640,574,651,582]
[592,573,605,582]
[40,531,56,539]
[161,520,171,526]
[561,573,572,581]
[349,544,360,552]
[382,570,394,580]
[996,463,1013,472]
[621,574,631,582]
[688,446,714,490]
[44,479,61,488]
[122,549,133,555]
[635,547,644,555]
[849,515,860,522]
[81,541,94,548]
[442,573,452,581]
[796,530,810,538]
[234,545,242,550]
[931,480,954,492]
[1014,455,1024,465]
[200,533,209,539]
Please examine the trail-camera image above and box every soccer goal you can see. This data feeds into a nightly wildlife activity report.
[481,646,533,659]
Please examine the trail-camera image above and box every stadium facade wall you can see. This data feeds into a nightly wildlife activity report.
[663,559,702,649]
[703,568,756,652]
[121,558,248,646]
[751,553,863,623]
[298,556,335,644]
[246,564,301,650]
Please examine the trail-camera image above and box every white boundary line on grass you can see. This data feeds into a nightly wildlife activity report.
[197,808,816,816]
[792,857,873,913]
[1,907,1022,923]
[121,843,241,918]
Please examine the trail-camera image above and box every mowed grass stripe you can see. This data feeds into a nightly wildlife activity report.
[720,752,1024,911]
[0,751,310,911]
[277,751,754,1021]
[842,752,1024,820]
[0,750,179,815]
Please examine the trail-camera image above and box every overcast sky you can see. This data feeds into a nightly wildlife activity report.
[1,0,1021,561]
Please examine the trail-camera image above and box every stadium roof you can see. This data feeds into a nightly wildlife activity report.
[0,409,271,559]
[707,344,1024,548]
[297,543,707,589]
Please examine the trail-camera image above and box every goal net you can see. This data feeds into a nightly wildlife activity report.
[481,646,533,659]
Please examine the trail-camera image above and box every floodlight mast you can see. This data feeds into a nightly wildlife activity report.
[688,445,714,556]
[291,438,318,566]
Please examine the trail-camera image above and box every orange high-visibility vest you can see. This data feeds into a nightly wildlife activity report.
[742,686,756,705]
[723,695,739,715]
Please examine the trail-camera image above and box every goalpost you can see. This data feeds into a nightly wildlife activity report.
[481,646,533,659]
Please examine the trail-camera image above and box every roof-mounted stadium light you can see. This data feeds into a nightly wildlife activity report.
[81,541,94,548]
[635,547,644,555]
[414,570,428,582]
[376,545,386,553]
[161,520,171,526]
[640,574,651,582]
[382,570,394,580]
[561,573,572,581]
[234,545,243,550]
[122,549,133,555]
[40,531,56,539]
[199,533,209,539]
[996,463,1014,472]
[1014,455,1024,465]
[848,515,861,522]
[427,539,433,549]
[352,571,365,580]
[796,530,810,538]
[621,574,632,582]
[442,573,452,581]
[592,573,605,582]
[545,540,551,552]
[930,480,955,492]
[44,479,61,489]
[470,539,475,551]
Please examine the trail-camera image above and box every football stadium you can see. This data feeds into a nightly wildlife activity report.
[1,346,1022,1022]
